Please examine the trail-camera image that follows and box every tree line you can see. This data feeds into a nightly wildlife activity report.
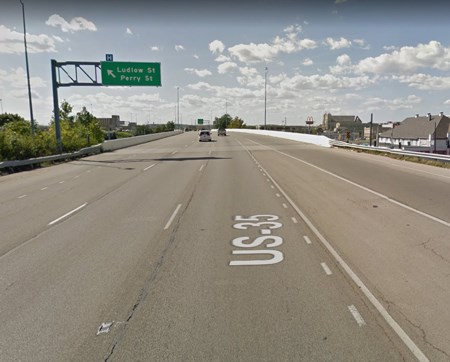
[0,101,175,161]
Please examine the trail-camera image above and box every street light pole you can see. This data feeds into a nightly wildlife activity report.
[177,87,180,130]
[264,66,268,130]
[20,0,35,133]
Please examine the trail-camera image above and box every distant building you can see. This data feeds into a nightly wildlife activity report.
[378,113,450,153]
[364,122,396,143]
[97,115,121,130]
[323,113,363,131]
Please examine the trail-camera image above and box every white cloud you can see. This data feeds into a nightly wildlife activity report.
[218,62,238,74]
[228,25,317,64]
[151,46,159,51]
[236,66,263,87]
[362,95,421,111]
[128,93,161,103]
[215,54,231,62]
[193,54,199,59]
[184,68,212,77]
[126,28,133,35]
[279,73,374,91]
[299,39,317,49]
[45,14,97,33]
[229,42,276,63]
[209,40,225,54]
[394,73,450,90]
[239,67,259,77]
[175,45,185,52]
[353,39,369,50]
[356,41,450,74]
[0,25,59,54]
[302,58,314,66]
[329,54,354,74]
[187,81,258,101]
[324,37,352,50]
[0,67,46,90]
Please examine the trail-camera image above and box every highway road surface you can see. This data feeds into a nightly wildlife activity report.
[0,130,449,361]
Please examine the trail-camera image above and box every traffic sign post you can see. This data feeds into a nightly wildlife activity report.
[101,61,161,86]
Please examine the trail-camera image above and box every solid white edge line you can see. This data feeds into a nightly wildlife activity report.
[320,262,333,275]
[48,203,88,226]
[348,305,367,327]
[249,139,449,229]
[164,204,182,230]
[237,139,430,362]
[144,164,156,171]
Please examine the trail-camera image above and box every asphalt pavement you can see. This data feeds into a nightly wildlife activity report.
[1,131,449,361]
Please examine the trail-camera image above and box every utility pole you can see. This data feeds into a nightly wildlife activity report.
[20,0,35,133]
[369,113,373,146]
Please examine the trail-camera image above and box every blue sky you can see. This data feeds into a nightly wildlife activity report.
[2,0,450,126]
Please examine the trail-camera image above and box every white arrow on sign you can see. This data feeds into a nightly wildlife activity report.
[107,69,116,78]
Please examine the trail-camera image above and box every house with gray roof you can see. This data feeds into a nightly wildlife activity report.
[378,113,450,153]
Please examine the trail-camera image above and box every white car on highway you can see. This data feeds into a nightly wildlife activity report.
[198,129,212,142]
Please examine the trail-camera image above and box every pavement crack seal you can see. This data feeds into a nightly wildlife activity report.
[403,311,450,359]
[103,195,195,362]
[419,239,450,265]
[380,295,450,360]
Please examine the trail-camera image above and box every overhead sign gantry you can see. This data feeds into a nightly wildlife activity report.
[51,58,161,153]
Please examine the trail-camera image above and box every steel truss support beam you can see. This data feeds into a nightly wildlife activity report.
[51,60,102,153]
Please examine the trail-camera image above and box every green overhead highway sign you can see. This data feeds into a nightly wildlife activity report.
[101,61,161,86]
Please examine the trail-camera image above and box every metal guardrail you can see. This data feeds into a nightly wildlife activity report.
[331,140,450,163]
[0,130,183,171]
[0,145,103,170]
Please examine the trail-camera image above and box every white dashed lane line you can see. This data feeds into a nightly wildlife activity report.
[144,164,156,171]
[164,204,182,230]
[348,305,366,327]
[48,203,88,226]
[303,236,312,244]
[320,262,333,275]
